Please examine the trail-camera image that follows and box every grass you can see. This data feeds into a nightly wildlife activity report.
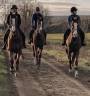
[45,33,90,71]
[0,52,10,96]
[0,33,14,96]
[47,33,63,44]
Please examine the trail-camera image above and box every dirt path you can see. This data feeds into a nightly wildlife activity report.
[12,45,90,96]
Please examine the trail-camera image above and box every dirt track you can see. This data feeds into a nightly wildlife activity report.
[11,44,90,96]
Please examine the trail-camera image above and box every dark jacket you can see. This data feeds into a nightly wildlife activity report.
[32,12,43,29]
[7,13,21,28]
[68,14,81,27]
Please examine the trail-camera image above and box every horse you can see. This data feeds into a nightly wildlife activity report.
[32,21,45,69]
[65,21,81,78]
[7,24,23,75]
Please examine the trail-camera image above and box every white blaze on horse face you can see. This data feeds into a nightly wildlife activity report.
[37,22,42,33]
[12,18,15,26]
[72,23,78,37]
[11,26,15,32]
[11,18,16,32]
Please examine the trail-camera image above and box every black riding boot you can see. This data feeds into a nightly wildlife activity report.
[28,29,34,44]
[2,30,10,50]
[42,29,47,45]
[78,28,86,46]
[19,29,26,48]
[62,29,71,46]
[22,33,26,48]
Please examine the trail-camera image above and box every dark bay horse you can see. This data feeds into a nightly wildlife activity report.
[66,22,81,78]
[7,25,23,75]
[32,22,45,69]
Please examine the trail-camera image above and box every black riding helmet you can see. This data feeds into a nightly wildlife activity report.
[11,5,18,9]
[71,7,77,13]
[36,7,40,12]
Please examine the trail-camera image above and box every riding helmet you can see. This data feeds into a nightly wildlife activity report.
[36,7,40,12]
[71,7,77,12]
[11,5,18,9]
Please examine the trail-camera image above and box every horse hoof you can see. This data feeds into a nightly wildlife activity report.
[14,73,17,77]
[10,68,12,72]
[75,70,79,78]
[34,58,37,65]
[10,67,15,73]
[69,69,73,73]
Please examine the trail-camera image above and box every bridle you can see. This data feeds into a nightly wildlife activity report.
[71,22,79,38]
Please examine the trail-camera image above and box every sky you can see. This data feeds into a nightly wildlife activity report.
[0,0,90,16]
[37,0,90,16]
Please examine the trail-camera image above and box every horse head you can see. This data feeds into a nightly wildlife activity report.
[66,21,79,46]
[36,20,43,34]
[71,21,79,38]
[10,17,17,34]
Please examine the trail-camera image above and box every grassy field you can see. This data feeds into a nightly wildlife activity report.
[0,52,10,96]
[44,33,90,70]
[0,33,10,96]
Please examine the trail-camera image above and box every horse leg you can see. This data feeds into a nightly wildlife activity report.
[16,54,20,71]
[71,53,76,70]
[36,48,39,65]
[9,52,14,72]
[74,52,79,78]
[33,46,35,57]
[68,52,72,72]
[20,50,24,59]
[37,48,42,69]
[33,46,37,65]
[39,49,42,64]
[14,54,17,60]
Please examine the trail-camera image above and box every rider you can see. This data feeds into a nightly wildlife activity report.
[2,5,26,50]
[28,7,44,44]
[62,7,86,46]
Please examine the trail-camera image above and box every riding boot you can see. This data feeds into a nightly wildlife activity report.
[28,29,34,44]
[23,37,26,48]
[43,29,47,45]
[78,28,86,46]
[23,34,26,48]
[2,30,10,50]
[20,30,26,48]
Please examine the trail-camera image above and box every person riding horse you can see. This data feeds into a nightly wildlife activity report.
[29,7,46,44]
[32,17,45,69]
[62,7,86,46]
[2,5,26,50]
[65,21,81,78]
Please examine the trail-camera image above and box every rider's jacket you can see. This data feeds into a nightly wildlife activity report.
[68,14,81,28]
[7,13,21,29]
[32,12,43,29]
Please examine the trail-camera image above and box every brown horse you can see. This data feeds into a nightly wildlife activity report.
[7,25,23,75]
[32,22,45,69]
[66,22,81,78]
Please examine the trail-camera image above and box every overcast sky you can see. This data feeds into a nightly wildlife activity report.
[0,0,90,16]
[37,0,90,16]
